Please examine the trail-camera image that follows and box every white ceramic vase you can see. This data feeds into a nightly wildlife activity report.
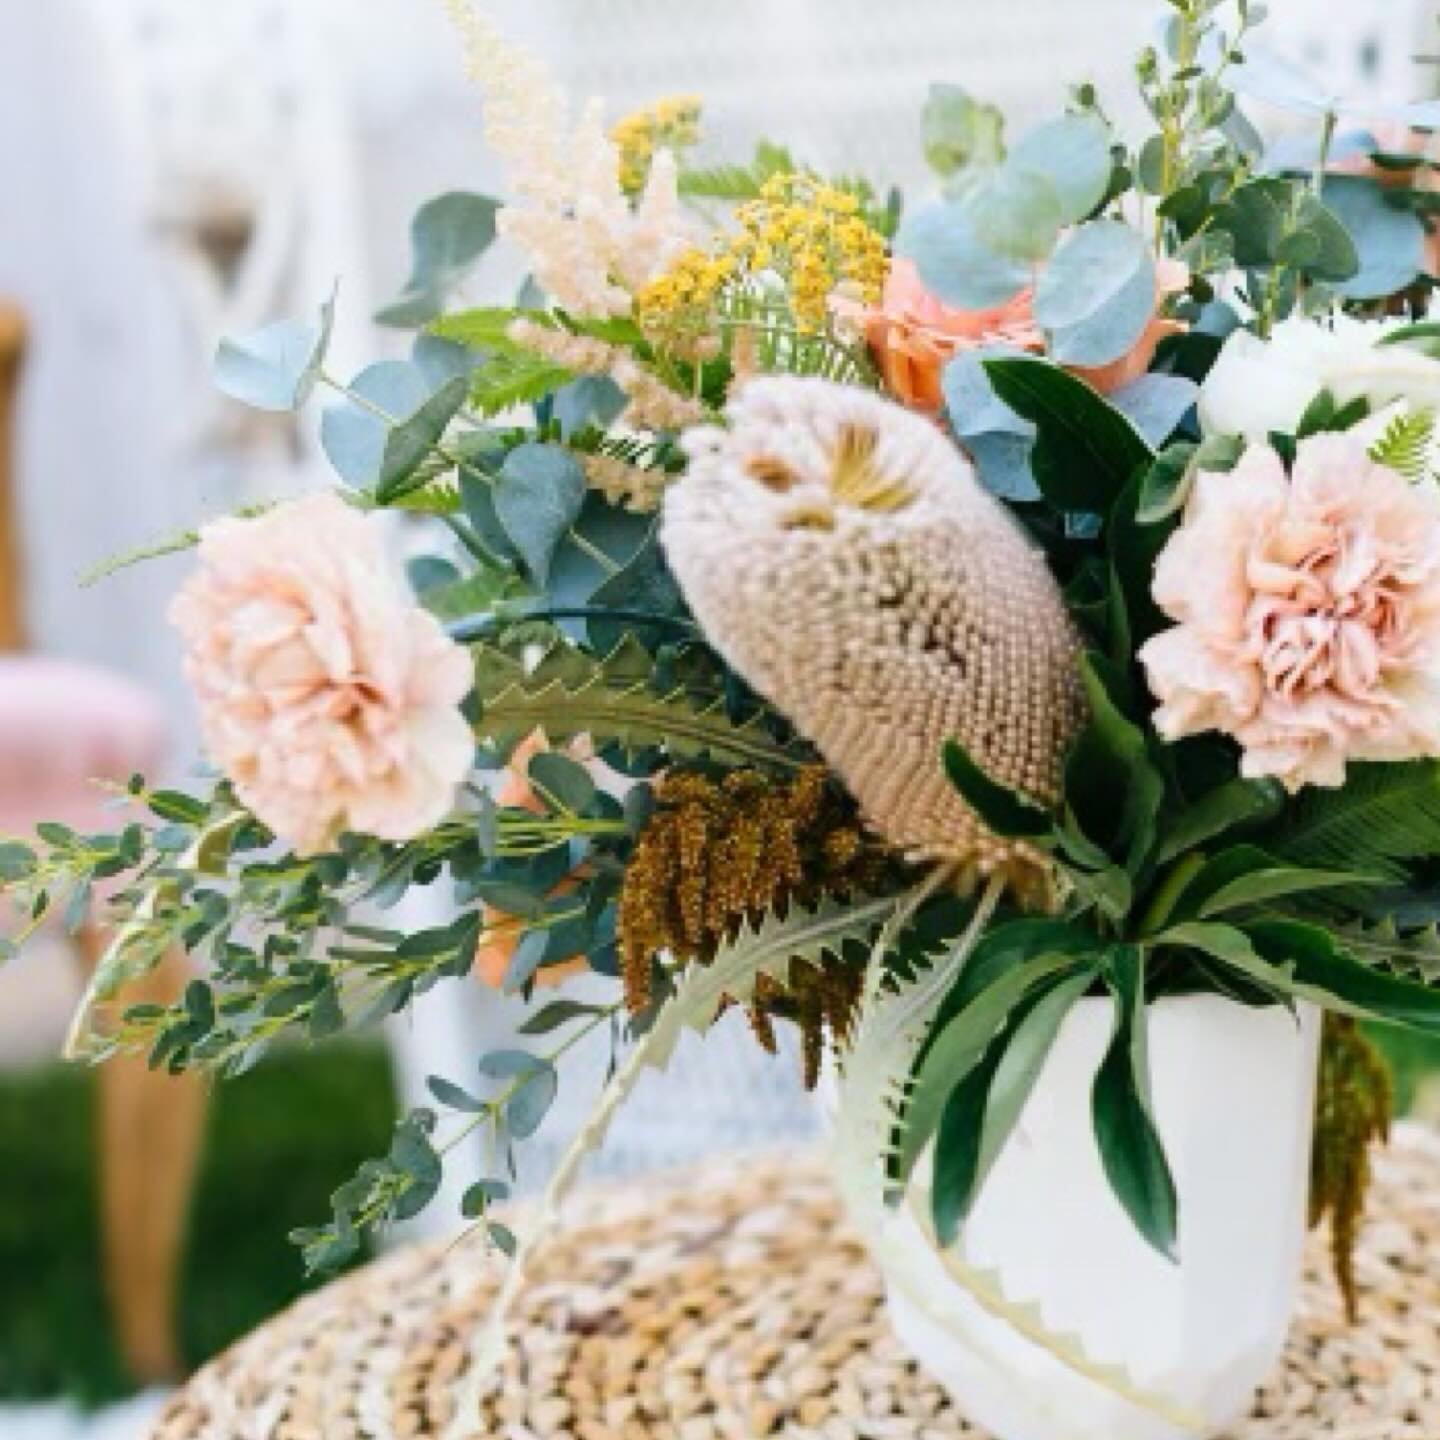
[851,993,1321,1440]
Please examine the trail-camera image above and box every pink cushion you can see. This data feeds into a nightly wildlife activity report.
[0,657,169,835]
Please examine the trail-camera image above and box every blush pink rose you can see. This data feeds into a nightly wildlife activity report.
[861,258,1044,413]
[1139,434,1440,790]
[169,493,475,855]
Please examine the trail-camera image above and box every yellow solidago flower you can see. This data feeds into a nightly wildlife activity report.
[638,171,888,339]
[734,174,888,332]
[611,95,702,197]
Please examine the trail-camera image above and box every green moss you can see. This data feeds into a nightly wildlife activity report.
[0,1043,395,1405]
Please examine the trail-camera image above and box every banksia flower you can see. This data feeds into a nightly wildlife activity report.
[617,766,894,1013]
[660,377,1086,903]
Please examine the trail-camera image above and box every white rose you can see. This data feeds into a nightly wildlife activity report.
[1198,315,1440,439]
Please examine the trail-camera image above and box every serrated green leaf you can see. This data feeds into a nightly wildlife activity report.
[1331,917,1440,983]
[430,306,550,352]
[474,893,900,1372]
[470,639,805,773]
[1163,917,1440,1033]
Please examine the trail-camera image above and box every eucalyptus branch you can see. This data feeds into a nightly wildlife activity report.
[296,994,625,1271]
[319,372,623,578]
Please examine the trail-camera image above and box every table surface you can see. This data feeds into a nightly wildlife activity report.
[150,1127,1440,1440]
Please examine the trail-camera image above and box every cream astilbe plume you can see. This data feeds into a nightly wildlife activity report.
[660,378,1086,902]
[441,1,689,317]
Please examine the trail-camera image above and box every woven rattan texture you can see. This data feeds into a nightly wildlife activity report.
[151,1128,1440,1440]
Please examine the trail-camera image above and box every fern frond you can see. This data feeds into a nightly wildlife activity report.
[829,878,1201,1432]
[1265,760,1440,874]
[1368,408,1435,482]
[679,145,883,223]
[458,896,899,1404]
[467,351,573,416]
[716,293,876,386]
[432,306,645,355]
[375,477,461,516]
[470,637,806,772]
[678,162,778,203]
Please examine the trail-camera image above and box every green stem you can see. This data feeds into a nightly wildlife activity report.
[1312,109,1338,197]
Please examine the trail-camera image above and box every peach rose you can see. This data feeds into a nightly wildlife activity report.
[169,493,474,855]
[1139,434,1440,790]
[861,258,1044,413]
[863,256,1189,414]
[474,732,592,989]
[1066,258,1191,395]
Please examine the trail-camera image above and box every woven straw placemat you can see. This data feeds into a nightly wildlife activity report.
[151,1126,1440,1440]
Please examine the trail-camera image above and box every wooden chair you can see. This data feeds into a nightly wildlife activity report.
[0,299,206,1384]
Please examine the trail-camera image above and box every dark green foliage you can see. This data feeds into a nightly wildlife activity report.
[1092,946,1176,1259]
[982,357,1152,513]
[0,1045,394,1405]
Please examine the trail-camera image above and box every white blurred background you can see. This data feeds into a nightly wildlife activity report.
[0,1,1435,1435]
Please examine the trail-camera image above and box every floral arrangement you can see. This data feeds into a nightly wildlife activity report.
[10,0,1440,1389]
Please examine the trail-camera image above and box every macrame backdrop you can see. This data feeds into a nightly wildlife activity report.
[1,0,1436,1232]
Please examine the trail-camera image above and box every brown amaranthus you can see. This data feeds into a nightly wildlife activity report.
[748,958,867,1089]
[617,765,893,1079]
[1310,1014,1392,1321]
